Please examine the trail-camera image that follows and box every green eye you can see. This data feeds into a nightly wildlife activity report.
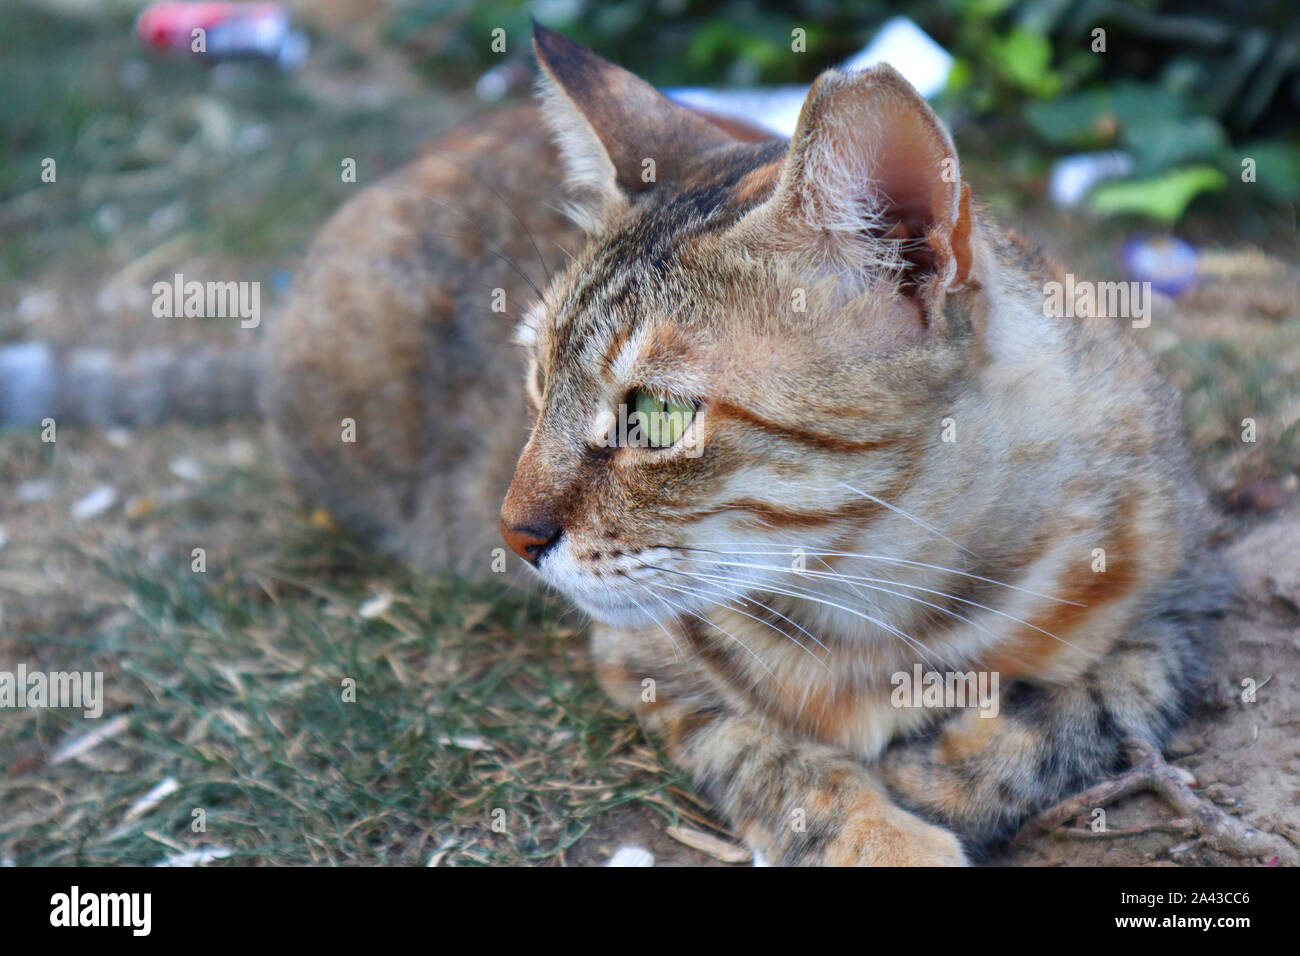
[630,389,695,448]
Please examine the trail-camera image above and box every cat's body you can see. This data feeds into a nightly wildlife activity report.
[263,106,576,575]
[265,28,1227,864]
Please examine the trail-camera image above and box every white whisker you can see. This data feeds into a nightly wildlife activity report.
[641,580,780,682]
[647,570,831,669]
[683,544,1084,606]
[677,555,1086,653]
[836,480,977,556]
[626,587,685,664]
[676,566,951,670]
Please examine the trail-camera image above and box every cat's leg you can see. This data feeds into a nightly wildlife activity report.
[660,709,970,866]
[875,622,1205,853]
[591,625,969,866]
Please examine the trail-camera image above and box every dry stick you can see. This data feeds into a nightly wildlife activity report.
[1055,819,1197,840]
[1015,738,1299,865]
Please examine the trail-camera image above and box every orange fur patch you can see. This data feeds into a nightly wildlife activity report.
[980,496,1144,676]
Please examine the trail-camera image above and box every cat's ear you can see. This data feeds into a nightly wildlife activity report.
[756,64,974,290]
[532,22,742,227]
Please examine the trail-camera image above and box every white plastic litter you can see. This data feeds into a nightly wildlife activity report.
[842,16,954,97]
[666,16,953,137]
[1048,151,1136,207]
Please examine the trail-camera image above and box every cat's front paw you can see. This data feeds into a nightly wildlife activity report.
[820,802,969,867]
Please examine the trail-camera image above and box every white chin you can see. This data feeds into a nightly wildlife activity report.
[569,591,666,629]
[534,544,715,628]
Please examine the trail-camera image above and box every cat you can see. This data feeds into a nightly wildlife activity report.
[9,25,1227,865]
[265,25,1228,865]
[492,27,1227,865]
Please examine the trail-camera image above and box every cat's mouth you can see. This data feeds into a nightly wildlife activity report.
[532,544,681,627]
[533,541,774,629]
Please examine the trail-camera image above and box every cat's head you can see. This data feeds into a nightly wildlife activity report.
[502,24,985,627]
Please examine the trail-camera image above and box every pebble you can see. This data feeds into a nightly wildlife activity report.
[606,845,655,867]
[72,485,117,521]
[16,479,54,503]
[358,593,392,619]
[169,456,204,481]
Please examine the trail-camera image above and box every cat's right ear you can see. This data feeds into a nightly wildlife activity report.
[532,22,742,229]
[743,65,976,299]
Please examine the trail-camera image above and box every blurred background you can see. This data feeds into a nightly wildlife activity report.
[0,0,1296,867]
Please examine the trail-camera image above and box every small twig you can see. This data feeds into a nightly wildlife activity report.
[1055,819,1197,839]
[1015,738,1299,865]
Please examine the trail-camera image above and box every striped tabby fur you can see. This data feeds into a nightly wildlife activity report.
[270,26,1228,865]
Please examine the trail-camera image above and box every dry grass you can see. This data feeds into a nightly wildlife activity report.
[0,423,722,866]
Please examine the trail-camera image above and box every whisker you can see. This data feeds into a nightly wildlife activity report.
[678,555,1083,651]
[626,586,685,664]
[677,566,950,670]
[647,564,831,654]
[372,182,549,307]
[640,579,780,682]
[426,231,544,300]
[835,480,977,557]
[806,554,994,640]
[646,571,831,670]
[681,544,1085,606]
[548,238,581,266]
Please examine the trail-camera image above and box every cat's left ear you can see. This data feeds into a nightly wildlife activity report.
[532,22,755,228]
[750,64,975,291]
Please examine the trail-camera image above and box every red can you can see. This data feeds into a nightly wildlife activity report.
[135,2,309,69]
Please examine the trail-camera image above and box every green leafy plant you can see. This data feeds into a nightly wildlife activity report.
[941,0,1300,224]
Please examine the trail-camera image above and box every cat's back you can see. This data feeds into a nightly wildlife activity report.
[262,104,579,575]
